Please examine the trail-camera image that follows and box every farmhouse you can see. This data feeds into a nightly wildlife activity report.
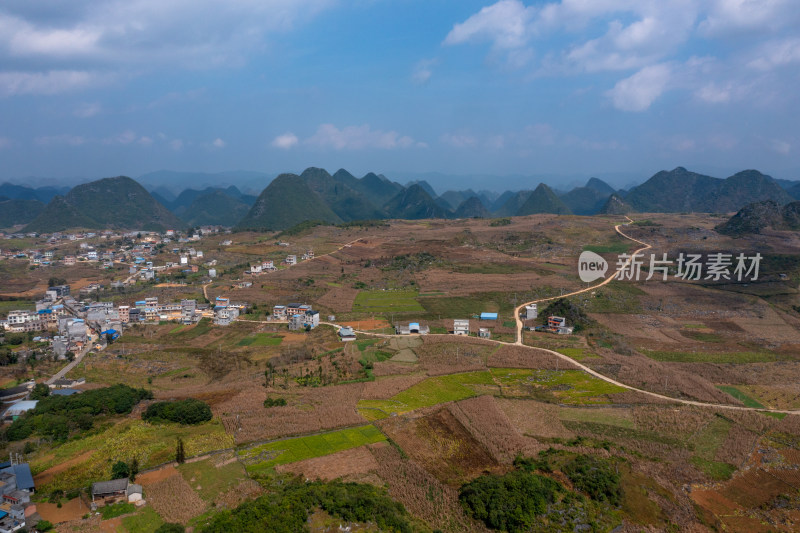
[91,478,129,504]
[338,327,356,341]
[396,322,429,335]
[524,304,538,320]
[478,328,491,339]
[453,319,470,335]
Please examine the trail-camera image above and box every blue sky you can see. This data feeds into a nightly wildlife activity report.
[1,0,800,189]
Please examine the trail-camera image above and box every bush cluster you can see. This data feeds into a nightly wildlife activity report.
[142,398,212,425]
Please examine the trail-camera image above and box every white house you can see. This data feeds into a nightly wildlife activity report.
[453,319,470,335]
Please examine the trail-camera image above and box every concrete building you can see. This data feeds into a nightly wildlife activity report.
[453,319,470,336]
[525,304,538,320]
[478,328,491,339]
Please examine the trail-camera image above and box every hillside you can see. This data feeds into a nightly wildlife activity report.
[384,184,450,220]
[560,178,614,215]
[599,194,635,215]
[625,167,792,213]
[440,189,480,211]
[516,183,572,216]
[0,183,70,204]
[454,196,490,218]
[180,190,251,227]
[716,200,800,236]
[24,177,183,232]
[344,171,404,207]
[301,168,385,222]
[235,173,342,231]
[0,198,46,228]
[493,190,532,216]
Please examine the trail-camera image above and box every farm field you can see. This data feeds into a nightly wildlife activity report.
[352,289,425,314]
[4,212,800,531]
[238,424,386,475]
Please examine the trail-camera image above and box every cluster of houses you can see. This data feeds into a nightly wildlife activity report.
[272,304,320,331]
[247,250,314,275]
[0,458,36,532]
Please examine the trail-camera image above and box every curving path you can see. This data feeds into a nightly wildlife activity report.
[324,217,800,416]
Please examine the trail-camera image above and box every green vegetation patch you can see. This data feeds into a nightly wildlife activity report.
[358,371,495,416]
[239,425,386,474]
[559,408,634,429]
[352,289,425,314]
[690,416,735,480]
[142,398,213,425]
[178,457,248,503]
[100,502,137,520]
[201,480,413,533]
[122,506,165,533]
[582,242,631,254]
[717,385,766,408]
[237,333,284,346]
[492,368,626,405]
[683,331,725,343]
[641,349,785,363]
[419,291,514,320]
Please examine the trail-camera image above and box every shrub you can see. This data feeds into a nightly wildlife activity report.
[111,460,129,480]
[30,383,50,400]
[36,519,54,531]
[155,524,185,533]
[142,399,212,425]
[264,397,287,408]
[459,471,563,532]
[562,455,621,506]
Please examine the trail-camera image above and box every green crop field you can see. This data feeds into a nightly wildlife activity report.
[239,425,386,474]
[582,242,632,254]
[178,456,248,502]
[358,371,496,418]
[0,300,34,317]
[690,416,735,480]
[237,333,283,346]
[642,350,786,363]
[352,289,425,314]
[717,385,766,408]
[122,507,164,533]
[419,292,515,320]
[491,368,626,404]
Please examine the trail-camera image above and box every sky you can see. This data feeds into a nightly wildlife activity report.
[1,0,800,190]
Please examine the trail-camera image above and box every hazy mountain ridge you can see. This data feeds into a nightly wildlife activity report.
[716,200,800,236]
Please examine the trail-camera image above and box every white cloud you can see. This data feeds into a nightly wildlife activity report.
[0,70,99,97]
[606,63,671,111]
[440,132,478,148]
[305,124,417,150]
[699,0,797,36]
[444,0,536,49]
[74,102,102,118]
[748,38,800,70]
[138,136,153,146]
[412,58,437,84]
[104,130,137,145]
[771,139,791,155]
[0,1,334,96]
[34,134,86,146]
[271,132,299,149]
[169,139,183,150]
[211,137,226,148]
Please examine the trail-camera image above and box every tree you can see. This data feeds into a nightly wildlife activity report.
[65,351,75,362]
[30,383,50,400]
[129,457,139,482]
[36,519,54,531]
[111,460,130,479]
[48,277,67,287]
[176,437,186,464]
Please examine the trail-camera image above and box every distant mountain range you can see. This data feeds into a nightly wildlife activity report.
[1,166,798,232]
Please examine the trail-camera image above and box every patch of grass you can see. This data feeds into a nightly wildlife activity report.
[237,333,283,346]
[557,348,598,361]
[168,324,187,334]
[0,300,34,317]
[358,371,495,415]
[690,457,735,481]
[355,339,380,351]
[683,331,725,343]
[352,289,424,314]
[100,501,136,520]
[29,419,233,493]
[762,412,787,420]
[121,506,164,533]
[178,456,248,502]
[239,425,386,474]
[642,350,785,363]
[561,421,687,450]
[173,318,212,339]
[418,291,515,320]
[452,263,531,275]
[582,242,631,254]
[717,386,766,408]
[492,368,626,405]
[559,408,634,429]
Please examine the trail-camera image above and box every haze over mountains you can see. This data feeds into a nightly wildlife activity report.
[1,166,798,232]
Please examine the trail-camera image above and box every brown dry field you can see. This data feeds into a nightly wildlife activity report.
[276,445,380,481]
[38,497,90,524]
[146,473,206,524]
